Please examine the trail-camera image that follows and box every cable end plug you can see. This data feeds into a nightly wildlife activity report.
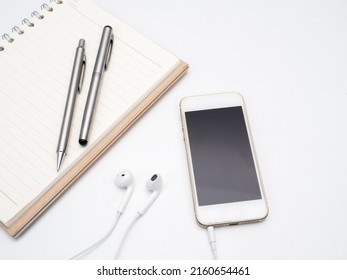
[207,226,218,260]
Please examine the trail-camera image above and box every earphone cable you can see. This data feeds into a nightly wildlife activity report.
[207,226,218,260]
[70,211,122,260]
[114,212,141,259]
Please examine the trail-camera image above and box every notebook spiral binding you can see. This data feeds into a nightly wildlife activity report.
[0,0,63,52]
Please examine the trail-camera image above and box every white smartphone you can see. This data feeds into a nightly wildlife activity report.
[180,92,268,227]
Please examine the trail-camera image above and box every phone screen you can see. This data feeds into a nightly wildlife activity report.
[185,106,262,206]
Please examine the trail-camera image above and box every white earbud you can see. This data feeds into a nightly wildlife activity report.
[114,173,163,259]
[71,170,134,260]
[137,173,162,216]
[114,170,134,214]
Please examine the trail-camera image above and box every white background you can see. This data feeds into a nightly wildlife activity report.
[0,0,346,260]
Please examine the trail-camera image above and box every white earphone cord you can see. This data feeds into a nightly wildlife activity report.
[70,211,122,260]
[207,226,218,260]
[114,212,141,259]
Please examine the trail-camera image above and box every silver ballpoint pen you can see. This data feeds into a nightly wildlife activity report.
[79,25,114,146]
[57,39,86,171]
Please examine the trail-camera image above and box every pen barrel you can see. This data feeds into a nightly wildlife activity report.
[57,44,85,152]
[79,74,102,144]
[78,26,113,145]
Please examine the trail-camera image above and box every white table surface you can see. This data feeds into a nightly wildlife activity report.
[0,0,346,260]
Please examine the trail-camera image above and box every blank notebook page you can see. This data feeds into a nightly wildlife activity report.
[0,0,180,225]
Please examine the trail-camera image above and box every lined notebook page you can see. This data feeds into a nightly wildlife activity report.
[0,0,180,225]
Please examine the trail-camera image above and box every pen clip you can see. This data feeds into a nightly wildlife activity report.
[104,34,114,71]
[78,55,86,93]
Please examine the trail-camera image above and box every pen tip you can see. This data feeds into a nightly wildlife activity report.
[57,151,65,172]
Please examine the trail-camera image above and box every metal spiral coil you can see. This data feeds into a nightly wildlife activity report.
[1,1,63,52]
[22,18,35,27]
[41,4,53,12]
[2,34,14,43]
[12,26,24,35]
[31,11,44,19]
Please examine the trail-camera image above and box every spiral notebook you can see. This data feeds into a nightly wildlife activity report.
[0,0,188,237]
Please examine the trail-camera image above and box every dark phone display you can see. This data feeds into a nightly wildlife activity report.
[185,106,262,206]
